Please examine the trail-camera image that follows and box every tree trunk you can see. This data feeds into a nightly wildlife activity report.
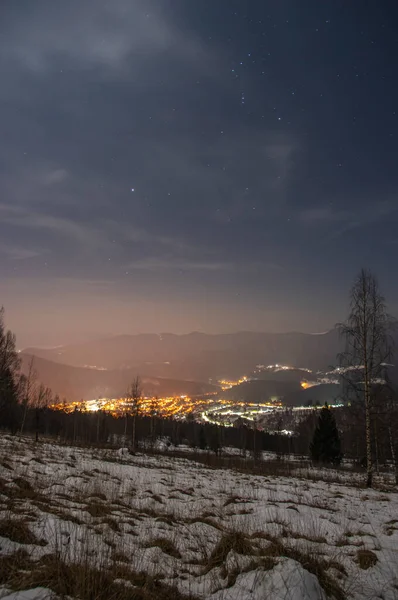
[124,412,128,446]
[374,420,379,475]
[364,389,372,487]
[73,409,77,444]
[388,425,398,486]
[363,319,373,487]
[35,408,39,443]
[20,401,28,436]
[132,414,136,452]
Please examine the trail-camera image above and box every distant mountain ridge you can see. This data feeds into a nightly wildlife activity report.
[23,330,342,383]
[20,354,217,402]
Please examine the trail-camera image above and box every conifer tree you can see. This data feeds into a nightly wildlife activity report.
[199,426,206,450]
[310,404,342,465]
[0,307,21,433]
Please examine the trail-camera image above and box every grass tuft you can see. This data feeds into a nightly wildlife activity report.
[145,537,182,559]
[356,549,378,570]
[0,551,197,600]
[86,502,111,518]
[0,517,46,546]
[205,531,255,571]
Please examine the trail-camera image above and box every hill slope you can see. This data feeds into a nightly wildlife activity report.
[0,436,397,600]
[20,353,218,401]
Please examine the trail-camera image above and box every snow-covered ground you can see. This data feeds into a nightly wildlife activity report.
[0,436,397,600]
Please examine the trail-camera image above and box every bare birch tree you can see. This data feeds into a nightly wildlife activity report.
[338,268,394,487]
[20,356,37,436]
[127,376,142,452]
[33,383,52,442]
[149,396,158,448]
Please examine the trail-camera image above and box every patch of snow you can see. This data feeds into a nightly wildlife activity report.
[0,589,56,600]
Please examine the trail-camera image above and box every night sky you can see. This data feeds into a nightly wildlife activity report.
[1,1,398,347]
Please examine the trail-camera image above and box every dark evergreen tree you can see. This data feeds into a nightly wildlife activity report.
[0,308,21,433]
[310,404,342,465]
[198,426,206,450]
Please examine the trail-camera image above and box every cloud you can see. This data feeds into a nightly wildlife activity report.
[3,1,204,75]
[299,206,348,224]
[0,201,193,264]
[126,257,234,272]
[42,169,69,186]
[0,243,44,261]
[0,202,102,250]
[298,200,398,238]
[125,256,283,273]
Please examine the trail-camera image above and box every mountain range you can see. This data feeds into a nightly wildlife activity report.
[20,330,345,402]
[23,330,341,378]
[21,329,398,403]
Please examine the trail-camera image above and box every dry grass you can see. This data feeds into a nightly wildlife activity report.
[33,500,84,525]
[249,532,347,600]
[0,550,197,600]
[356,548,378,570]
[0,517,46,546]
[12,477,41,500]
[270,544,346,599]
[187,516,224,531]
[145,537,182,559]
[205,531,255,572]
[86,502,111,518]
[102,516,121,532]
[223,495,240,507]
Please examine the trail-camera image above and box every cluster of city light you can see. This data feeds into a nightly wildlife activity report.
[49,361,347,426]
[218,376,248,390]
[300,380,321,389]
[255,364,313,374]
[50,394,218,419]
[202,399,283,426]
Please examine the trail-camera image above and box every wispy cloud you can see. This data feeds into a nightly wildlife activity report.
[3,1,205,76]
[126,257,234,272]
[0,202,193,262]
[0,242,45,261]
[299,206,348,224]
[0,203,100,248]
[299,199,398,239]
[41,168,69,186]
[125,256,283,273]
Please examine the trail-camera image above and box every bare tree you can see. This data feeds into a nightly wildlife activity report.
[19,356,37,436]
[127,376,142,452]
[149,396,158,448]
[33,383,52,442]
[338,268,394,487]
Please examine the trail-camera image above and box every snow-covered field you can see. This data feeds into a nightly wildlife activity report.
[0,436,397,600]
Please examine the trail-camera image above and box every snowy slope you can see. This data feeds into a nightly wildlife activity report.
[0,436,397,599]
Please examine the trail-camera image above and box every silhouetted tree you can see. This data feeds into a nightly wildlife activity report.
[209,426,222,456]
[199,426,206,450]
[149,396,158,447]
[310,404,342,465]
[0,308,21,433]
[33,383,52,442]
[20,356,37,435]
[338,268,395,486]
[128,376,142,452]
